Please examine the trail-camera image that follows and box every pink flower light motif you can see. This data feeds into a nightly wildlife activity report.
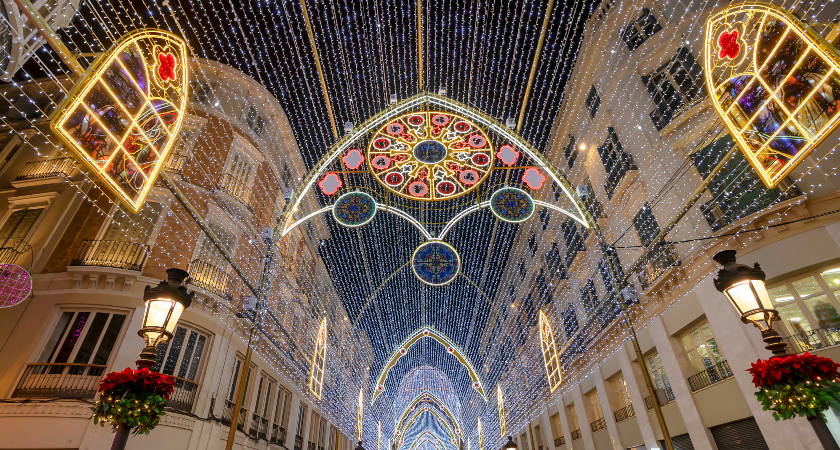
[496,145,520,166]
[0,264,32,308]
[522,167,546,189]
[319,173,343,195]
[343,149,365,169]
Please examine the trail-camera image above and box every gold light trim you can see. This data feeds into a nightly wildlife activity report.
[394,393,462,440]
[396,406,459,446]
[497,384,506,438]
[478,418,483,450]
[358,388,364,441]
[51,28,189,212]
[703,3,840,188]
[308,317,328,399]
[538,311,562,392]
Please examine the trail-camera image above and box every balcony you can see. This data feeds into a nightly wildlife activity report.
[188,259,234,300]
[650,91,707,132]
[700,179,799,232]
[590,417,607,432]
[12,157,75,187]
[554,436,565,447]
[271,424,287,446]
[783,327,840,354]
[164,152,188,175]
[218,173,252,207]
[635,242,680,291]
[0,239,31,264]
[220,399,248,431]
[12,363,105,400]
[294,435,304,450]
[166,376,199,412]
[308,441,316,450]
[250,413,270,440]
[613,404,635,422]
[604,153,637,200]
[570,429,582,441]
[644,386,675,410]
[687,360,733,392]
[70,240,149,271]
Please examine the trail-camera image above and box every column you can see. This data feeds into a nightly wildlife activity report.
[570,385,596,450]
[593,369,624,450]
[694,276,820,450]
[649,316,717,450]
[301,405,312,450]
[617,342,658,450]
[556,397,573,448]
[539,411,556,449]
[286,392,302,449]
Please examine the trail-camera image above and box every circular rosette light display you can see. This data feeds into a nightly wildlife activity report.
[489,187,535,223]
[367,112,494,200]
[411,241,461,286]
[0,264,32,308]
[332,191,377,227]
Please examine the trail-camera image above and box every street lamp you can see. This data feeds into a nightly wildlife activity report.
[355,441,366,450]
[712,250,787,357]
[136,268,194,368]
[502,436,517,450]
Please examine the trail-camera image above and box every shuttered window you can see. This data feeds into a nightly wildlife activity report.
[710,418,769,450]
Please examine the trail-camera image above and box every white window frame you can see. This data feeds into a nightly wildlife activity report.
[0,130,35,176]
[172,114,209,159]
[189,204,241,265]
[0,192,59,251]
[95,187,171,248]
[151,321,212,384]
[225,134,264,190]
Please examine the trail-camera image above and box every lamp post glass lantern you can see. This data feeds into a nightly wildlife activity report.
[137,268,194,368]
[503,436,517,450]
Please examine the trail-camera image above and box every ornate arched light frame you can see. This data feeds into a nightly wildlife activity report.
[372,326,485,403]
[396,408,459,447]
[406,433,447,450]
[394,393,462,441]
[277,93,592,238]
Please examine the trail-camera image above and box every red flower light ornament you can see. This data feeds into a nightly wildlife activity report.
[717,30,740,60]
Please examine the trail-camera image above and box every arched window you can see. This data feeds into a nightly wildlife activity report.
[539,311,562,392]
[308,318,327,399]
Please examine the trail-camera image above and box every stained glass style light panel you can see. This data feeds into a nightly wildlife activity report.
[51,29,189,211]
[309,317,328,399]
[538,311,562,392]
[704,4,840,188]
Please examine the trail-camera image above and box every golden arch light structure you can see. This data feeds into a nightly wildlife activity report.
[538,311,562,392]
[309,317,328,399]
[51,28,189,212]
[394,393,462,441]
[704,3,840,188]
[405,433,447,450]
[497,384,506,438]
[370,326,485,403]
[396,408,460,447]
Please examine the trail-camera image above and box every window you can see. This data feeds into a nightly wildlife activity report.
[539,209,550,230]
[598,128,636,199]
[581,279,599,314]
[245,105,265,137]
[643,48,703,130]
[196,221,237,268]
[274,385,292,429]
[519,258,527,280]
[0,134,29,173]
[296,403,308,438]
[646,352,674,402]
[633,203,660,248]
[680,321,725,374]
[598,246,624,294]
[227,359,242,401]
[152,324,208,382]
[0,207,41,253]
[37,310,126,369]
[578,178,602,221]
[562,219,585,265]
[546,243,567,280]
[528,231,538,256]
[102,202,164,246]
[620,8,662,52]
[564,135,577,169]
[767,266,840,352]
[190,81,217,107]
[563,304,579,339]
[692,134,799,231]
[588,391,605,420]
[613,375,632,408]
[585,86,601,118]
[568,405,580,431]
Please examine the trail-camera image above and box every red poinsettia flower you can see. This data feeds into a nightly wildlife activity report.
[98,368,176,397]
[748,353,840,388]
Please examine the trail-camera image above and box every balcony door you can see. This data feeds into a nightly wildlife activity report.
[151,324,208,411]
[0,207,42,262]
[101,202,164,246]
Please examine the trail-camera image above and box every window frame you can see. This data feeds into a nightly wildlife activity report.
[96,195,170,248]
[585,86,601,119]
[151,321,212,386]
[767,264,840,336]
[642,48,703,130]
[620,8,662,52]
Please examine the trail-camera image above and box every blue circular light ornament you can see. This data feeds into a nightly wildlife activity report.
[332,191,377,227]
[411,241,461,286]
[489,187,535,223]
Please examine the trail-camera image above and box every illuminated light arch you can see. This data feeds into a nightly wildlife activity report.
[278,92,591,237]
[405,433,448,450]
[308,317,327,398]
[394,393,462,440]
[371,326,485,403]
[397,408,459,446]
[538,311,562,392]
[497,384,506,437]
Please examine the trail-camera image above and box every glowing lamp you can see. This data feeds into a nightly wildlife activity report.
[137,268,194,368]
[713,251,787,357]
[503,436,517,450]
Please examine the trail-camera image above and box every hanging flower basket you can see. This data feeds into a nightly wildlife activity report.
[91,367,176,435]
[748,352,840,421]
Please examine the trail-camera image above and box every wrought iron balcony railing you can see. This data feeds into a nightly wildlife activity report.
[590,417,607,432]
[166,376,199,412]
[783,327,840,354]
[635,242,680,290]
[294,435,304,450]
[218,173,252,206]
[250,413,270,440]
[15,157,75,181]
[700,178,798,232]
[271,424,287,446]
[687,360,734,392]
[613,404,635,422]
[70,240,149,271]
[570,429,582,441]
[188,259,234,300]
[220,399,248,430]
[554,436,565,447]
[12,363,106,399]
[644,386,675,410]
[164,152,188,175]
[0,239,30,264]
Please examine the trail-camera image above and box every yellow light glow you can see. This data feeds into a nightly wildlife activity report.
[497,384,506,438]
[478,418,484,450]
[378,421,381,450]
[538,310,562,392]
[308,317,328,399]
[394,393,461,441]
[51,28,189,212]
[704,4,840,188]
[358,388,364,441]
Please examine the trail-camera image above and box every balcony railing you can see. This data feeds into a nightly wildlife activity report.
[220,399,248,430]
[70,240,149,271]
[308,441,316,450]
[12,363,106,399]
[613,404,635,422]
[783,327,840,354]
[0,240,31,264]
[700,178,798,232]
[294,435,304,450]
[164,152,188,175]
[15,157,75,181]
[644,386,675,411]
[271,424,287,446]
[687,360,734,392]
[604,153,637,200]
[554,436,565,447]
[218,173,252,206]
[188,259,233,300]
[250,413,270,440]
[590,417,607,432]
[635,242,680,290]
[570,429,582,441]
[166,376,199,412]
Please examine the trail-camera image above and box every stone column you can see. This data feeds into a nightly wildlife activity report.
[556,397,573,448]
[593,369,624,450]
[570,385,596,450]
[286,392,302,449]
[649,316,717,450]
[539,411,556,449]
[694,276,820,450]
[617,341,658,450]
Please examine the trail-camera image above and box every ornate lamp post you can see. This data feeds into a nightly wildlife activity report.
[356,441,367,450]
[136,268,194,367]
[502,436,517,450]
